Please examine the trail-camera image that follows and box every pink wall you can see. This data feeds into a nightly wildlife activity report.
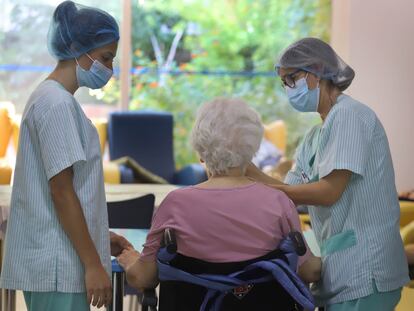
[331,0,414,190]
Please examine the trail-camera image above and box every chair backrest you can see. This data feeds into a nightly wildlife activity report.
[156,229,306,311]
[0,102,14,157]
[107,194,155,229]
[159,252,298,311]
[108,111,175,183]
[91,117,108,155]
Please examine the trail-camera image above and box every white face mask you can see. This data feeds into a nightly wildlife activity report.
[285,74,320,112]
[75,53,113,89]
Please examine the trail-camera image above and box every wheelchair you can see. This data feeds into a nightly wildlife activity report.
[141,229,314,311]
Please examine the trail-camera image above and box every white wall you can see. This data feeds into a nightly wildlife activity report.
[331,0,414,190]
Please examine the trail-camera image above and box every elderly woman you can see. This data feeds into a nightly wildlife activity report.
[117,98,321,303]
[247,38,409,311]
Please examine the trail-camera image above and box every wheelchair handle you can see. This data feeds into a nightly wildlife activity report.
[288,231,307,256]
[163,228,177,254]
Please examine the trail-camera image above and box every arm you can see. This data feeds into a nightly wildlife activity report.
[298,255,322,283]
[406,244,414,265]
[50,167,111,308]
[117,249,158,290]
[281,197,321,283]
[117,193,176,290]
[110,231,133,256]
[274,169,352,206]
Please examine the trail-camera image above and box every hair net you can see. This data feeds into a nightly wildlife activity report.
[276,38,355,91]
[47,1,119,60]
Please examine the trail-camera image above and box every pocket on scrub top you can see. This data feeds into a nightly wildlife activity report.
[320,229,357,257]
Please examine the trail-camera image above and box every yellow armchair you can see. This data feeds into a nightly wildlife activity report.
[90,118,121,184]
[0,102,13,157]
[264,120,287,154]
[91,118,108,155]
[396,221,414,311]
[0,102,14,185]
[401,221,414,246]
[12,115,21,151]
[0,160,12,185]
[400,201,414,228]
[401,221,414,288]
[0,110,121,184]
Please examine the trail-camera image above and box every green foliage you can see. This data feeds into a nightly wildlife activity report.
[0,4,53,105]
[0,0,331,168]
[113,0,331,167]
[0,1,121,111]
[131,7,187,63]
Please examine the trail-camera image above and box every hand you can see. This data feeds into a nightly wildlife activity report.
[245,162,261,180]
[110,231,133,256]
[85,264,112,308]
[117,248,141,271]
[245,162,284,186]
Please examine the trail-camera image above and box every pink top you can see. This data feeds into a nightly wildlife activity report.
[140,182,310,265]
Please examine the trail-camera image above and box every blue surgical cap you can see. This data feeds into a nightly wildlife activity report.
[47,1,120,60]
[276,38,355,91]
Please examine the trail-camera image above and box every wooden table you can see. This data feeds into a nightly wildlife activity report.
[105,184,178,206]
[0,183,178,234]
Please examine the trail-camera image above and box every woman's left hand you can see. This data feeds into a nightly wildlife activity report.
[117,248,141,270]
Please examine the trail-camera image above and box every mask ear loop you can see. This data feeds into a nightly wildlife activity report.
[85,52,95,62]
[75,53,95,71]
[305,72,321,89]
[74,57,81,67]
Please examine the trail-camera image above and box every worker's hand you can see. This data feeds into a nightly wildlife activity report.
[110,231,133,257]
[117,248,141,271]
[245,162,261,180]
[85,264,112,308]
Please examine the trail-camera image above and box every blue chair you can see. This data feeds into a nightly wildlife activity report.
[108,111,207,185]
[107,194,156,311]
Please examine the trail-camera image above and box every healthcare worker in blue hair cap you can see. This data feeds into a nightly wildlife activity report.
[0,1,131,310]
[247,38,409,311]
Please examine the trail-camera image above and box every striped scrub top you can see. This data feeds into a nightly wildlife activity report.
[285,94,409,305]
[0,80,111,293]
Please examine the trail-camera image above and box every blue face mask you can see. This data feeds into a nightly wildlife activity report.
[76,53,113,89]
[285,75,320,112]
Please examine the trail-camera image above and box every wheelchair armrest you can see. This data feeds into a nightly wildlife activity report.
[288,231,307,256]
[141,288,158,311]
[162,228,177,254]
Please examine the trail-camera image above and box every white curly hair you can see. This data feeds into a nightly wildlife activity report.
[191,98,264,176]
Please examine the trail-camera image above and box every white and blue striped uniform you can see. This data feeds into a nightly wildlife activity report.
[0,80,111,292]
[285,94,409,305]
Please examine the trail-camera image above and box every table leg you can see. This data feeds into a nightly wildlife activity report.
[0,240,14,311]
[108,271,124,311]
[1,289,15,311]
